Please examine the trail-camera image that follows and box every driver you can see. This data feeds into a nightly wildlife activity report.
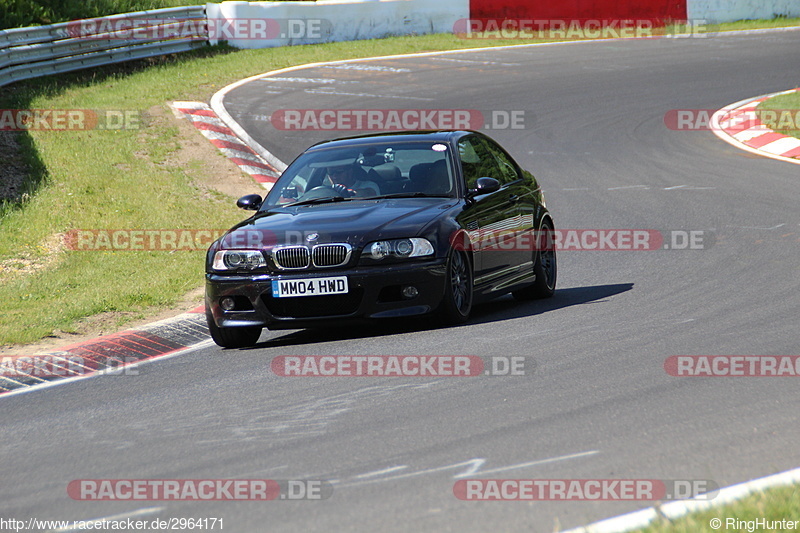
[326,163,380,197]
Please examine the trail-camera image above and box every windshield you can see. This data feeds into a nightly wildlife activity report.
[262,141,456,208]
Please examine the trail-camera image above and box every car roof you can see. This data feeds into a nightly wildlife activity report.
[307,130,476,151]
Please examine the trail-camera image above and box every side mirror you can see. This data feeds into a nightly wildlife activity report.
[468,177,501,198]
[236,194,263,211]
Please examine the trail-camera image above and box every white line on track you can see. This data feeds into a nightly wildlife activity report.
[724,223,786,230]
[430,57,520,66]
[355,466,409,479]
[260,76,337,83]
[334,459,486,487]
[460,450,601,478]
[321,64,411,72]
[334,451,598,488]
[302,88,433,100]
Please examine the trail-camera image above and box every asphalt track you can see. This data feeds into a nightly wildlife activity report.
[2,31,800,532]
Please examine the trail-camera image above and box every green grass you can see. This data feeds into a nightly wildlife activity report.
[632,484,800,532]
[1,18,798,345]
[654,16,800,36]
[0,49,246,344]
[706,16,800,32]
[757,91,800,141]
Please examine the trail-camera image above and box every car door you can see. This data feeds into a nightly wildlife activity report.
[456,135,527,293]
[480,136,537,277]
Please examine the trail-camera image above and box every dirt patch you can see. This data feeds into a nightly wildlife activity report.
[160,103,266,200]
[0,232,65,282]
[0,130,31,203]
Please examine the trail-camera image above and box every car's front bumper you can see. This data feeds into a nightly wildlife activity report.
[206,258,448,330]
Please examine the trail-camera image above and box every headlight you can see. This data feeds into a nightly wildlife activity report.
[366,241,391,260]
[363,238,434,261]
[212,250,266,270]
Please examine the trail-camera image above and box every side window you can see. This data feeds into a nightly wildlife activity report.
[484,139,520,184]
[458,136,517,189]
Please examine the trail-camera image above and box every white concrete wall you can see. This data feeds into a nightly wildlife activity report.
[687,0,800,23]
[206,0,468,49]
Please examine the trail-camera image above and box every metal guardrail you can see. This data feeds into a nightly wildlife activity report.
[0,6,207,88]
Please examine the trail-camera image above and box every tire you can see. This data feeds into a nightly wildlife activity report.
[436,249,473,325]
[513,218,557,300]
[206,313,262,348]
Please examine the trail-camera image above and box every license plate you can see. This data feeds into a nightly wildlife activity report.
[271,276,348,298]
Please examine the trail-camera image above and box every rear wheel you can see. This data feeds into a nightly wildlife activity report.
[513,218,557,300]
[436,249,473,325]
[206,313,262,348]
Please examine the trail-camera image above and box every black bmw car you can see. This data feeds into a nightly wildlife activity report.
[205,130,556,348]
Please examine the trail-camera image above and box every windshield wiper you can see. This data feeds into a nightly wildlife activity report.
[281,196,354,208]
[365,192,450,199]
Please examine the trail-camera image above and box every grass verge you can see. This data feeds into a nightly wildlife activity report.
[632,484,800,532]
[0,19,798,346]
[701,16,800,32]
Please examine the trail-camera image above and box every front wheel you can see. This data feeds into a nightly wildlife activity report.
[207,313,262,348]
[436,249,473,325]
[513,219,557,300]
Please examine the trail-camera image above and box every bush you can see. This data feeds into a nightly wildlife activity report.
[0,0,212,29]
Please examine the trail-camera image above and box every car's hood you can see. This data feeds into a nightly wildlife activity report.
[220,198,455,249]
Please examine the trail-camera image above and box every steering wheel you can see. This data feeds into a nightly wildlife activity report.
[296,185,341,202]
